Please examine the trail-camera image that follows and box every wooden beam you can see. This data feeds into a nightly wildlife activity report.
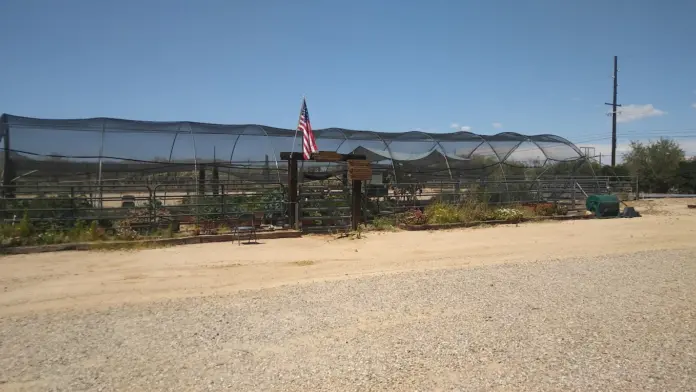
[280,151,367,161]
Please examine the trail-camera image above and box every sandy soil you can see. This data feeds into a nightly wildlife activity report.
[1,198,695,317]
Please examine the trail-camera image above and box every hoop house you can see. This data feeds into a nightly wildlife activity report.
[0,114,589,185]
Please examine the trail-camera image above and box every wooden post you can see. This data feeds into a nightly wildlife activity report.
[198,166,206,195]
[288,157,298,228]
[351,179,362,231]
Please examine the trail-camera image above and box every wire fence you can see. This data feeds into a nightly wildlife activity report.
[0,171,637,235]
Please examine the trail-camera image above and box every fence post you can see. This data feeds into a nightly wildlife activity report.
[571,181,577,210]
[70,186,76,223]
[454,181,461,203]
[148,186,155,229]
[294,202,300,230]
[220,184,225,218]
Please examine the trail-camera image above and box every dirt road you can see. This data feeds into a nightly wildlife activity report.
[1,198,696,391]
[2,198,696,316]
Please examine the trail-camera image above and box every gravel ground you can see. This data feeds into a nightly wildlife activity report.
[1,249,695,391]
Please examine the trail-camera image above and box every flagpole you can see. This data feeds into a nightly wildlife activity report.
[290,95,305,156]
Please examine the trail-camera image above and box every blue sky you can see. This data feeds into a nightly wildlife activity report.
[1,0,695,158]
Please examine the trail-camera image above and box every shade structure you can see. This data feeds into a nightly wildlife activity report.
[0,114,586,183]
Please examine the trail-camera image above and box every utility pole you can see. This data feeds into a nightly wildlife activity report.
[605,56,621,167]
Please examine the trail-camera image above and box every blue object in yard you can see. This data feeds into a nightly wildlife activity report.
[585,194,621,218]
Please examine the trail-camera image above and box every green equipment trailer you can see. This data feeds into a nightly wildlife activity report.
[585,194,621,218]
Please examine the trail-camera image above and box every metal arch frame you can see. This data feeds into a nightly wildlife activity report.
[228,126,282,184]
[331,128,351,153]
[493,132,549,163]
[484,133,570,198]
[532,134,585,158]
[318,129,397,182]
[467,133,510,191]
[298,128,349,177]
[228,127,246,164]
[167,129,180,164]
[394,130,454,180]
[228,127,249,182]
[162,124,184,205]
[516,135,594,186]
[253,125,282,184]
[363,131,398,183]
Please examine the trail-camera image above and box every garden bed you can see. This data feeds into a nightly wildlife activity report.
[0,229,301,255]
[398,214,593,231]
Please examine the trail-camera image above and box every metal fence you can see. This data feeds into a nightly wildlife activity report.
[0,179,290,230]
[0,175,637,232]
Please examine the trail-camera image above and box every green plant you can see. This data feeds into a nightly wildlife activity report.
[458,200,495,222]
[529,202,567,217]
[17,211,33,238]
[35,229,69,245]
[425,203,461,224]
[87,220,107,241]
[68,220,89,241]
[4,194,94,228]
[370,216,397,231]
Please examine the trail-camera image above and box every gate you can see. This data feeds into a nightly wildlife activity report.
[298,181,352,233]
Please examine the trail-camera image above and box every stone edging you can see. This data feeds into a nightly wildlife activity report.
[0,230,302,255]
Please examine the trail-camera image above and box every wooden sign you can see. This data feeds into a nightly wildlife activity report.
[311,151,342,162]
[349,171,372,181]
[348,159,370,167]
[348,160,372,181]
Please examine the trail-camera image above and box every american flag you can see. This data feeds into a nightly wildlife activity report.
[298,98,318,160]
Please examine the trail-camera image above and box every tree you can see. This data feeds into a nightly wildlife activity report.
[673,159,696,194]
[599,163,630,178]
[623,138,684,193]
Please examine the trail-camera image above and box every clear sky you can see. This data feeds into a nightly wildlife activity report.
[1,0,695,157]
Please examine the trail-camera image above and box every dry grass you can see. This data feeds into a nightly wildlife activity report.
[292,260,316,266]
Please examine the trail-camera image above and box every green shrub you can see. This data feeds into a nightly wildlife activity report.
[530,202,567,216]
[3,194,93,228]
[17,212,33,238]
[425,203,461,224]
[370,216,397,231]
[458,200,496,222]
[88,220,107,241]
